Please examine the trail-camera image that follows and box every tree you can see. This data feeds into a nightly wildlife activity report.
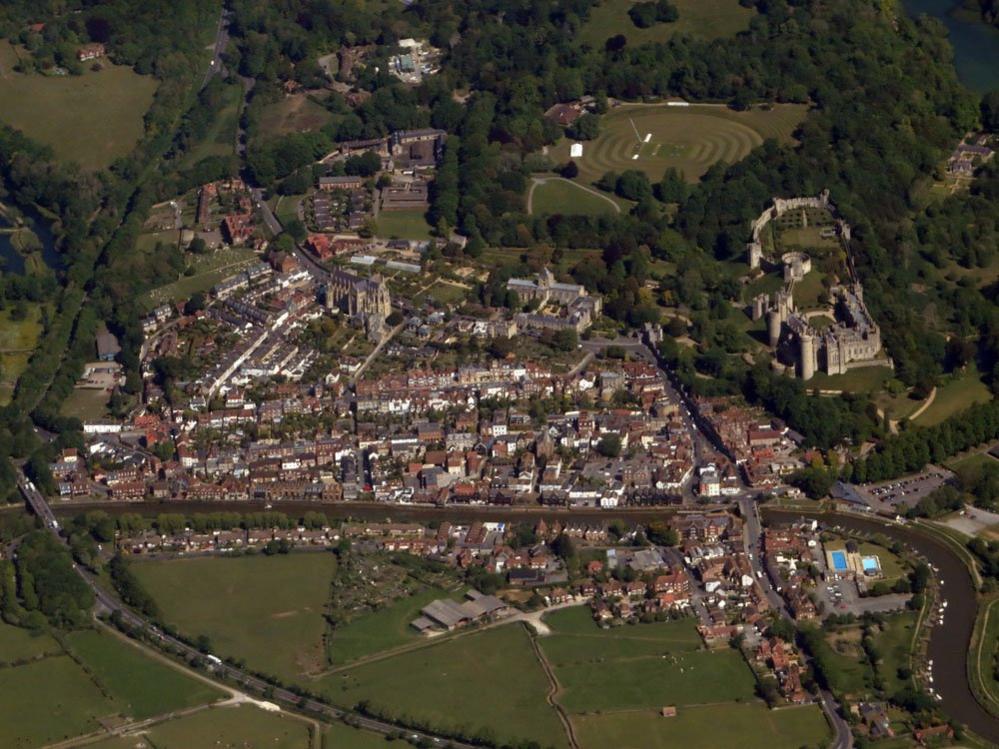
[284,218,307,243]
[567,113,600,141]
[596,433,622,457]
[982,90,999,132]
[561,161,579,179]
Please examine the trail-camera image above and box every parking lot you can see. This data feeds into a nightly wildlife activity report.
[857,467,954,514]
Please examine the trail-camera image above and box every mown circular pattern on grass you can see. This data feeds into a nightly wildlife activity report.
[580,109,764,183]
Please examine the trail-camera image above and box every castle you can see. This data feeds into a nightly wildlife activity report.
[324,269,392,340]
[753,283,883,380]
[747,193,885,380]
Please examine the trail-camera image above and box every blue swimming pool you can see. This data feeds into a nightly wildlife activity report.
[861,556,881,573]
[830,550,848,571]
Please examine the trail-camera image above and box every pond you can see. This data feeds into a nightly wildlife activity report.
[0,205,62,276]
[904,0,999,92]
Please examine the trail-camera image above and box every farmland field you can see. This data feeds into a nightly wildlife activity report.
[579,0,755,47]
[322,624,568,748]
[574,702,830,749]
[541,609,754,713]
[0,620,59,665]
[329,586,456,665]
[64,629,223,719]
[132,553,337,681]
[0,42,157,171]
[529,178,621,216]
[548,104,808,185]
[139,704,312,749]
[0,655,113,748]
[324,721,394,748]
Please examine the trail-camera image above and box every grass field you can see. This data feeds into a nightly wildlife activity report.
[0,655,113,747]
[549,104,807,186]
[183,80,243,165]
[0,42,157,171]
[792,271,827,310]
[375,209,432,240]
[324,721,394,748]
[257,93,334,139]
[539,608,755,713]
[529,178,620,216]
[914,366,993,426]
[322,624,567,748]
[133,554,337,681]
[65,629,224,719]
[574,703,830,749]
[876,613,917,695]
[59,387,112,422]
[578,0,755,47]
[142,704,312,749]
[329,587,457,666]
[0,620,59,665]
[0,304,45,405]
[806,365,895,393]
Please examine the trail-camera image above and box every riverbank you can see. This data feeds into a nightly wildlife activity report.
[903,0,999,92]
[764,508,999,745]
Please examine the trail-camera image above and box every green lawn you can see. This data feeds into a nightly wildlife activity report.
[142,704,312,749]
[324,721,394,748]
[257,93,334,139]
[530,178,619,216]
[0,304,45,405]
[876,613,917,696]
[65,629,224,719]
[329,587,456,666]
[914,366,993,426]
[133,554,337,681]
[806,365,894,393]
[823,627,874,697]
[540,607,703,663]
[555,647,756,713]
[0,655,113,748]
[59,388,112,423]
[548,104,807,185]
[375,209,432,240]
[322,624,568,748]
[579,0,755,47]
[0,42,157,171]
[574,703,830,749]
[0,620,59,665]
[791,271,826,310]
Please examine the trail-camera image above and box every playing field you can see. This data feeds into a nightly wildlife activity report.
[529,177,621,216]
[579,0,756,47]
[0,42,157,171]
[375,209,433,240]
[64,629,224,719]
[322,624,568,748]
[574,702,830,749]
[132,554,337,681]
[549,104,808,185]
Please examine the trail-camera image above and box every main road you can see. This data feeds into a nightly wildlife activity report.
[17,475,474,748]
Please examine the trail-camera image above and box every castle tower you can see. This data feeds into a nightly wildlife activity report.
[752,294,766,321]
[768,310,781,348]
[800,332,815,381]
[749,242,762,269]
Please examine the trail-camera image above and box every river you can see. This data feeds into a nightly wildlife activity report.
[904,0,999,92]
[765,508,999,745]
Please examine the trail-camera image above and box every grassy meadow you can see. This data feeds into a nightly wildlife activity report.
[0,42,157,171]
[578,0,756,47]
[132,553,338,682]
[529,178,621,216]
